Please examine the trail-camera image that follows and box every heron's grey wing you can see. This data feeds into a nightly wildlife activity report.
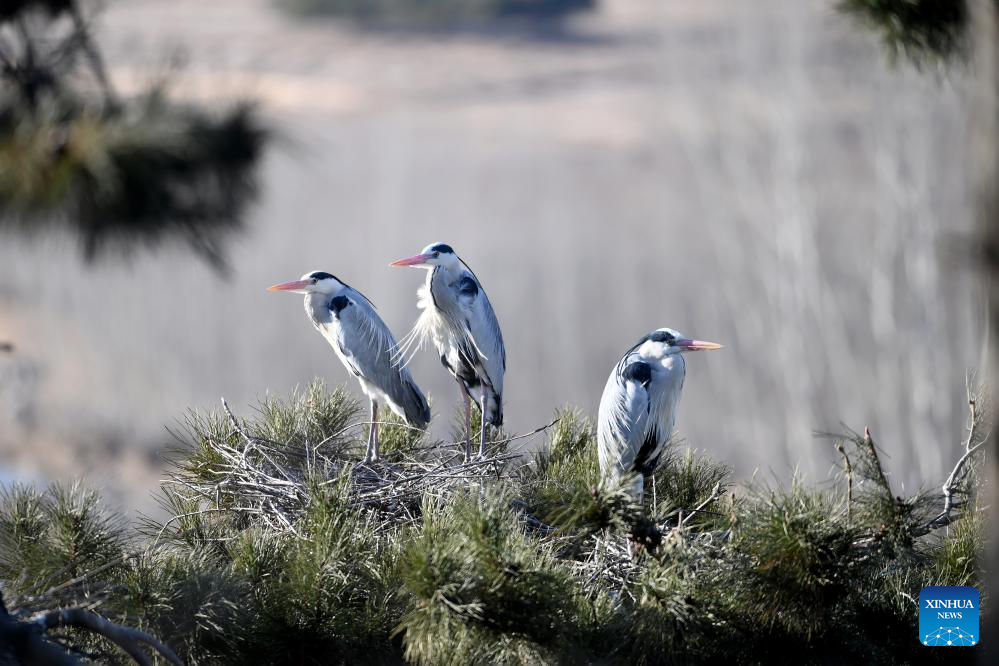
[333,291,431,426]
[453,273,505,396]
[597,360,655,484]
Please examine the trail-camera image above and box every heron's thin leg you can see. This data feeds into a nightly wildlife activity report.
[478,393,489,458]
[363,399,379,464]
[460,381,472,462]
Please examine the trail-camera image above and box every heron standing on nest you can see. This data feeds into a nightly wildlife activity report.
[597,328,721,501]
[268,271,431,464]
[390,243,505,461]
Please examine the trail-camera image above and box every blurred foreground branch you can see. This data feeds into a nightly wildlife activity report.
[0,0,267,271]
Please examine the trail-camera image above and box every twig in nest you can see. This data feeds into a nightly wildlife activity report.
[221,397,254,447]
[27,553,134,604]
[681,482,723,527]
[836,442,853,520]
[655,483,724,532]
[153,506,262,546]
[33,607,182,666]
[485,417,561,450]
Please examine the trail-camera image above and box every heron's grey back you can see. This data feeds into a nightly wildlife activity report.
[317,289,431,427]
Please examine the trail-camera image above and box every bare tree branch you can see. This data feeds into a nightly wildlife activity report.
[32,607,182,666]
[221,396,254,447]
[681,482,723,527]
[921,397,988,533]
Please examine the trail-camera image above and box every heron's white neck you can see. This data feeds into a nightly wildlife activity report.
[636,342,682,370]
[636,341,663,360]
[304,284,346,326]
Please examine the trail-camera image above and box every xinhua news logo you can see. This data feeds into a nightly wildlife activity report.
[920,586,979,647]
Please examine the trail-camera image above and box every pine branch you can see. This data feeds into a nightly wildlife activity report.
[862,426,894,501]
[836,442,854,520]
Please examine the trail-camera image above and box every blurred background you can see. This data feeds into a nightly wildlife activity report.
[0,0,984,512]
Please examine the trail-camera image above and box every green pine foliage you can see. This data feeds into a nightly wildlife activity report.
[0,380,989,664]
[650,447,730,529]
[518,405,599,520]
[0,482,126,599]
[376,400,433,460]
[397,491,579,665]
[728,483,860,639]
[250,381,361,458]
[929,505,986,587]
[116,549,247,662]
[224,477,404,664]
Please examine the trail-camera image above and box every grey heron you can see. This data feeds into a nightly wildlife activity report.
[597,328,721,501]
[390,243,505,461]
[268,271,431,464]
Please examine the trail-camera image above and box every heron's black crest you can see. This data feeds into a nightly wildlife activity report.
[309,271,337,281]
[622,361,653,386]
[329,295,351,315]
[648,330,676,344]
[429,243,453,254]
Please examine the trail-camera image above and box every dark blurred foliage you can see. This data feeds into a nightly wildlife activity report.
[0,0,267,271]
[840,1,999,660]
[275,0,595,24]
[0,0,75,22]
[838,0,970,62]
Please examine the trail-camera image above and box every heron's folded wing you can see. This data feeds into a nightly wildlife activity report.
[334,292,431,425]
[454,274,506,395]
[597,361,653,479]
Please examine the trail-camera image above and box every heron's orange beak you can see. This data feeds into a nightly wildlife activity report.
[678,339,723,351]
[389,253,432,267]
[267,279,312,292]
